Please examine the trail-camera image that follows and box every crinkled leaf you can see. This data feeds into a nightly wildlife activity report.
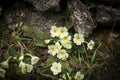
[31,27,48,47]
[9,47,17,56]
[21,25,30,32]
[60,62,72,73]
[45,55,57,68]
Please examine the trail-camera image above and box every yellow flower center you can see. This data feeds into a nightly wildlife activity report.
[51,47,55,51]
[61,52,65,55]
[55,66,59,71]
[76,36,80,40]
[77,75,81,80]
[64,36,67,40]
[53,29,57,33]
[61,30,64,34]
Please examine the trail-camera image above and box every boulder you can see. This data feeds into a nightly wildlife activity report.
[95,5,120,27]
[69,0,96,37]
[26,0,61,11]
[2,0,96,37]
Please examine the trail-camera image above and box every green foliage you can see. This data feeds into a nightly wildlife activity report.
[45,55,58,68]
[0,21,105,80]
[31,27,47,47]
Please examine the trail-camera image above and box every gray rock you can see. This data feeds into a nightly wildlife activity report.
[3,4,69,37]
[27,0,61,11]
[69,0,96,37]
[95,5,120,27]
[3,0,96,38]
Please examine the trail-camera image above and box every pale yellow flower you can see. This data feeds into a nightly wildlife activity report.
[57,49,69,60]
[61,73,71,80]
[0,68,6,78]
[48,45,59,56]
[75,71,84,80]
[50,62,62,75]
[55,42,62,50]
[58,27,68,38]
[73,33,84,45]
[0,56,12,69]
[60,35,71,43]
[31,56,40,65]
[0,60,9,69]
[19,55,24,61]
[44,39,51,44]
[61,40,72,49]
[25,64,33,73]
[50,26,60,37]
[87,40,95,50]
[19,61,26,74]
[19,61,33,74]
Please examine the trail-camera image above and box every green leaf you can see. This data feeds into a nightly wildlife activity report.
[91,51,97,64]
[91,43,101,64]
[13,36,32,41]
[21,25,29,32]
[60,62,72,73]
[9,47,17,56]
[45,56,57,68]
[31,27,48,47]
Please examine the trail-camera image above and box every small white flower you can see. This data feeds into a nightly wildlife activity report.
[62,73,71,80]
[44,39,51,44]
[75,71,84,80]
[48,45,59,56]
[73,33,85,45]
[0,68,6,78]
[61,40,72,49]
[55,42,62,50]
[0,56,12,69]
[87,40,95,50]
[57,49,69,60]
[59,27,68,38]
[31,56,40,65]
[60,35,71,43]
[19,55,24,61]
[19,61,26,74]
[50,26,60,37]
[50,62,62,75]
[26,63,33,73]
[1,61,9,69]
[13,57,17,60]
[19,61,33,74]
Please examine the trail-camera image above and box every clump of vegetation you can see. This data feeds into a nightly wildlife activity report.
[0,20,105,80]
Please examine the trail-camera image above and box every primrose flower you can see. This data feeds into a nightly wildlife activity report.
[0,68,6,78]
[61,40,72,49]
[55,42,62,50]
[0,56,12,69]
[87,40,95,50]
[19,61,33,74]
[0,60,9,69]
[48,45,59,56]
[19,55,24,61]
[25,64,33,73]
[59,27,68,38]
[44,39,51,44]
[19,61,26,74]
[73,33,84,45]
[31,56,40,65]
[50,26,60,37]
[60,35,71,43]
[57,49,69,60]
[50,62,62,75]
[60,73,71,80]
[75,71,84,80]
